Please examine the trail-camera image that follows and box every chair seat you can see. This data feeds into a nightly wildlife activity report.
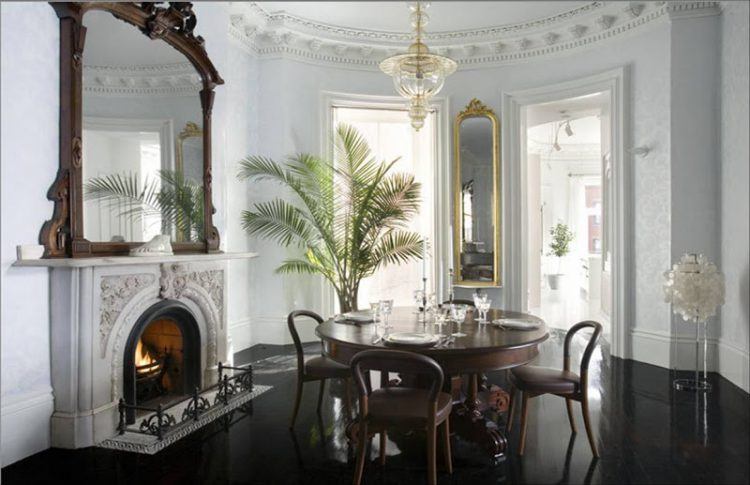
[368,387,452,426]
[304,355,350,379]
[510,366,580,394]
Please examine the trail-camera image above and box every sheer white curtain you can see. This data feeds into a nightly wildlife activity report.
[332,106,437,308]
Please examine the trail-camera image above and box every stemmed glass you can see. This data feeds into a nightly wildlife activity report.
[425,293,436,316]
[369,301,381,324]
[434,307,448,336]
[413,290,425,314]
[379,299,394,328]
[450,304,468,337]
[473,293,491,323]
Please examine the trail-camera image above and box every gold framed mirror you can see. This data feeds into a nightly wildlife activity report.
[453,99,501,286]
[176,121,203,177]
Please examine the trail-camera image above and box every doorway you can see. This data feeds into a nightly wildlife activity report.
[525,93,611,336]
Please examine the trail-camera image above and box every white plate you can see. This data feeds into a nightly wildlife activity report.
[492,318,541,330]
[342,311,374,323]
[383,332,440,347]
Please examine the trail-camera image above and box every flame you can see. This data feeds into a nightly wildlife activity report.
[135,339,159,374]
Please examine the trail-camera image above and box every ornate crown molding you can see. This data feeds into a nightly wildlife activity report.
[228,1,721,70]
[83,63,202,97]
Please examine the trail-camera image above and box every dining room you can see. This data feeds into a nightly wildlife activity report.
[1,2,749,484]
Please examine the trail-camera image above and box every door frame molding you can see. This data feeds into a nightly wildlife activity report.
[501,67,631,358]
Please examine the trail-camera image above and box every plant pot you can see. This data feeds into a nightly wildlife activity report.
[547,274,564,290]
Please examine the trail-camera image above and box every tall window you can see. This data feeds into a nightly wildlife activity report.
[332,106,437,308]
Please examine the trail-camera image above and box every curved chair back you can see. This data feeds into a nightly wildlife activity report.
[563,321,602,389]
[351,349,444,417]
[441,299,475,307]
[287,310,324,375]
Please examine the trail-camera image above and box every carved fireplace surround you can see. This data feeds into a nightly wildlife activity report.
[14,252,257,448]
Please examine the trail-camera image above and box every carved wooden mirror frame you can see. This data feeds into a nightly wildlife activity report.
[40,2,224,257]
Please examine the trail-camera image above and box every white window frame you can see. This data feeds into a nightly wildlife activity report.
[320,91,450,316]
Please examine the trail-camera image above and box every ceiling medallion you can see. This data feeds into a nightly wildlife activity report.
[379,2,457,130]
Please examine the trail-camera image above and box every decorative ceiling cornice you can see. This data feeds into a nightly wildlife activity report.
[228,1,721,70]
[243,2,607,44]
[83,63,201,97]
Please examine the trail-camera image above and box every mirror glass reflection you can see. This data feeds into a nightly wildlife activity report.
[81,11,204,243]
[458,116,495,282]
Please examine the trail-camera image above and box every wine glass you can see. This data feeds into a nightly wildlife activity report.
[379,299,394,328]
[474,293,491,323]
[434,307,448,336]
[484,299,493,323]
[413,289,425,314]
[450,304,468,337]
[425,293,437,316]
[369,301,381,324]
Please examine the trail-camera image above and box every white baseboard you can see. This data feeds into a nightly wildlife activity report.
[1,387,54,467]
[717,339,750,393]
[629,328,749,393]
[248,315,320,346]
[630,328,674,369]
[229,318,253,352]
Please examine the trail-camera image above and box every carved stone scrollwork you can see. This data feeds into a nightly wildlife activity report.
[99,273,156,356]
[159,263,224,318]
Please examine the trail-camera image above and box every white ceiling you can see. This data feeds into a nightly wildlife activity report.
[526,91,609,128]
[257,2,589,33]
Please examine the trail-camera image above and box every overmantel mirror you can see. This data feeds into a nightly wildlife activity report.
[453,98,501,286]
[40,2,224,257]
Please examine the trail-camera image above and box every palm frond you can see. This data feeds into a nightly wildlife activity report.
[83,170,204,239]
[237,124,423,310]
[275,258,323,275]
[369,231,424,270]
[240,199,316,247]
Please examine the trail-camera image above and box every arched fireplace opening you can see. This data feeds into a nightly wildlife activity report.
[123,300,200,423]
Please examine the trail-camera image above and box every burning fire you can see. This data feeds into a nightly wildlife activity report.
[135,339,160,374]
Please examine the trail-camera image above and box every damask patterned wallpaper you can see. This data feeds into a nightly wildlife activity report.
[720,2,750,356]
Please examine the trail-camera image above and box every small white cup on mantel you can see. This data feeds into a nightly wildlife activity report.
[16,244,45,260]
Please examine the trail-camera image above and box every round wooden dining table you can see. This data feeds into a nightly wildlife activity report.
[316,306,549,460]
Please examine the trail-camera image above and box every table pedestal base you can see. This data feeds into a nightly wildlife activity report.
[452,375,511,462]
[346,374,512,463]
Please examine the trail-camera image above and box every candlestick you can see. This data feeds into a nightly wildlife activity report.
[449,267,454,306]
[421,275,428,323]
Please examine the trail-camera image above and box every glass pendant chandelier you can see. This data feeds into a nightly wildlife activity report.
[379,2,457,130]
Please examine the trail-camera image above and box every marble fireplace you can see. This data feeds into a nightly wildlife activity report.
[15,253,257,449]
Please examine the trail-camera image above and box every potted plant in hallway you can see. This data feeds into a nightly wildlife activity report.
[546,222,574,290]
[237,124,423,312]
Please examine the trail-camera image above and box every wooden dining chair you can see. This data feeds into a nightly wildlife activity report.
[441,298,475,307]
[507,321,602,457]
[350,349,453,485]
[288,310,351,429]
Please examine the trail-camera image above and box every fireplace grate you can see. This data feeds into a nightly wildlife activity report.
[118,362,253,441]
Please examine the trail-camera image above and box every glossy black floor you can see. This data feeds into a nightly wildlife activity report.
[3,331,749,484]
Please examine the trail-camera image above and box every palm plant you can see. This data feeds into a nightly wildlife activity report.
[83,169,204,241]
[238,124,423,312]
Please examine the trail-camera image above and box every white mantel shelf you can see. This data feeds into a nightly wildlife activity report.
[12,251,258,268]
